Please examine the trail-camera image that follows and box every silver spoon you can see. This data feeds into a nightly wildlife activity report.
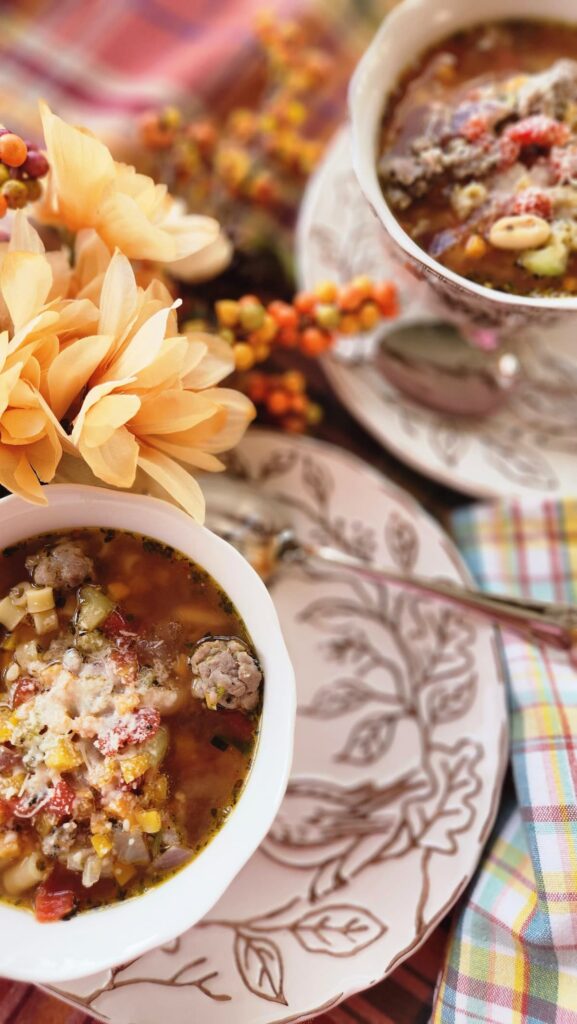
[203,475,577,651]
[374,322,520,417]
[332,319,520,416]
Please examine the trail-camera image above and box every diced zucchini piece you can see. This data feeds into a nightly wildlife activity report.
[143,726,169,767]
[75,586,114,632]
[519,238,569,277]
[0,596,28,631]
[75,631,107,654]
[26,586,54,614]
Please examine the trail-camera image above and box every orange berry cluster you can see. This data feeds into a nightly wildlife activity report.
[245,369,323,434]
[138,14,334,214]
[0,129,49,217]
[215,277,399,372]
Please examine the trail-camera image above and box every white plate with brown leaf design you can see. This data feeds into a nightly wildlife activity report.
[51,430,508,1024]
[297,127,577,499]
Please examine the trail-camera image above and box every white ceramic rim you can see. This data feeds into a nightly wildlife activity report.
[0,484,296,984]
[348,0,577,311]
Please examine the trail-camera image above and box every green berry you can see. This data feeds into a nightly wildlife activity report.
[314,303,340,329]
[25,179,42,202]
[239,302,265,331]
[2,179,28,209]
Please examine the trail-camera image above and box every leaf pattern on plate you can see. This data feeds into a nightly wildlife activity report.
[385,512,419,573]
[300,678,401,719]
[234,934,287,1006]
[429,421,471,468]
[292,905,387,956]
[336,713,399,766]
[482,433,558,490]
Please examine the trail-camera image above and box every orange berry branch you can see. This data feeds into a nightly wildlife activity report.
[138,13,334,233]
[0,128,49,217]
[215,277,398,370]
[136,12,402,434]
[206,277,399,432]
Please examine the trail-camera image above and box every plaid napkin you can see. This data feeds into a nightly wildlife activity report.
[432,500,577,1024]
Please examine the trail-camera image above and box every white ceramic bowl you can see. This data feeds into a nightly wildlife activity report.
[349,0,577,334]
[0,484,296,984]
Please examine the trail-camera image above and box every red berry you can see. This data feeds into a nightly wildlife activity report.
[511,188,553,219]
[505,115,570,150]
[21,149,49,179]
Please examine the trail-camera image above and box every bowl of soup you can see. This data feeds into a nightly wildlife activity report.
[0,484,295,983]
[349,0,577,332]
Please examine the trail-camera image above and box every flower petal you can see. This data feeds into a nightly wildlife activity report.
[98,251,138,339]
[0,363,24,419]
[82,393,141,448]
[132,337,187,393]
[130,391,218,435]
[97,191,176,262]
[74,229,112,293]
[9,212,44,254]
[137,444,205,521]
[181,333,234,390]
[185,387,255,453]
[26,428,61,483]
[14,454,47,503]
[39,101,116,231]
[168,231,232,283]
[71,376,134,445]
[79,425,139,489]
[47,334,113,420]
[1,408,46,443]
[1,252,52,330]
[162,212,221,261]
[145,438,225,472]
[102,303,178,383]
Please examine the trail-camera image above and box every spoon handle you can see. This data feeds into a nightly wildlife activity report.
[303,543,577,650]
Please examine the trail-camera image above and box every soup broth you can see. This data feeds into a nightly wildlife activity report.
[0,528,262,921]
[379,20,577,296]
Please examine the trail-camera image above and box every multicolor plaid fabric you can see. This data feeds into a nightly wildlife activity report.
[433,500,577,1024]
[0,0,387,147]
